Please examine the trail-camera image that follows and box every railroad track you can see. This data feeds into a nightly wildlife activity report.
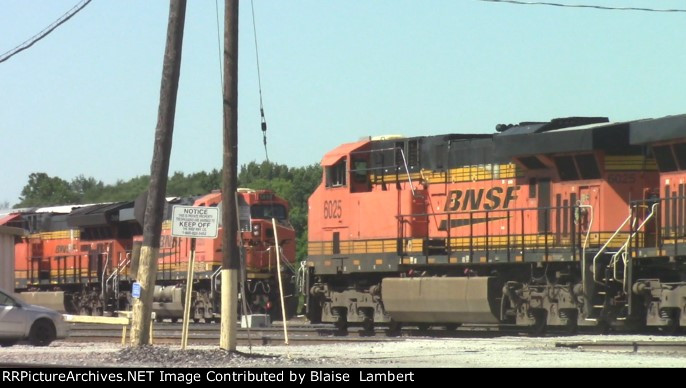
[66,321,686,348]
[555,341,686,352]
[66,322,405,345]
[66,321,515,345]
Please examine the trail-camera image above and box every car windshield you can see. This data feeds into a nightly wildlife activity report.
[0,290,18,306]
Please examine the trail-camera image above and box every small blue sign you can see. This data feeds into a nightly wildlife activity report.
[132,282,141,299]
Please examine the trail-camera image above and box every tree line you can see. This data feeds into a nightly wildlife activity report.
[14,161,322,262]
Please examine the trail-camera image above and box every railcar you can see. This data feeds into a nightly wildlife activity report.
[305,115,684,334]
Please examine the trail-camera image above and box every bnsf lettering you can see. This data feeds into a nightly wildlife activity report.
[324,200,342,219]
[444,187,519,212]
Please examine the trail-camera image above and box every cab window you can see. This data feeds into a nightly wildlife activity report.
[250,204,287,221]
[326,159,347,188]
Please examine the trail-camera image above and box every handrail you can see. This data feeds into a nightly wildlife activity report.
[211,265,222,292]
[578,203,594,296]
[396,203,580,218]
[397,148,417,197]
[278,246,296,273]
[615,203,658,292]
[104,254,130,311]
[591,208,632,285]
[610,217,637,285]
[101,251,110,300]
[106,256,130,285]
[297,260,307,296]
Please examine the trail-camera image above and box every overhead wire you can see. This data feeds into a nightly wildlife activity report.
[0,0,93,64]
[251,0,270,162]
[477,0,686,13]
[214,0,224,86]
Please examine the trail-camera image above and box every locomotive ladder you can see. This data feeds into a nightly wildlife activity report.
[105,252,131,310]
[609,203,658,293]
[586,203,659,321]
[590,208,632,286]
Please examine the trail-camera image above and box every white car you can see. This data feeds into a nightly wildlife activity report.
[0,288,70,347]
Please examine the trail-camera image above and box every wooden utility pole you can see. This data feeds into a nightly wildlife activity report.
[130,0,187,346]
[220,0,239,351]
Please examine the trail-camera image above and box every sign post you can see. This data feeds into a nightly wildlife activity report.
[180,238,196,349]
[171,205,219,349]
[271,218,289,345]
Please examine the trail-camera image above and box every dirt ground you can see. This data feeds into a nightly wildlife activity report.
[1,334,685,368]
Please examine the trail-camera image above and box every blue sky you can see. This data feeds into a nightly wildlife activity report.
[1,0,685,207]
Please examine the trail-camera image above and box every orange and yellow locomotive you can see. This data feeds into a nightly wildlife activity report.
[305,114,686,334]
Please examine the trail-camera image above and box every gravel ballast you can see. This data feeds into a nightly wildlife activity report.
[1,334,685,368]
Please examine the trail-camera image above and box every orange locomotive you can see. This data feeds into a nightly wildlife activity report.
[305,115,686,333]
[8,189,297,321]
[149,189,298,321]
[629,114,686,333]
[10,202,141,314]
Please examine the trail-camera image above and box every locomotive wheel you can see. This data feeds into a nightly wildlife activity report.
[659,310,681,336]
[333,308,348,333]
[362,317,375,333]
[417,324,430,331]
[445,323,461,331]
[306,298,323,324]
[596,319,611,334]
[562,310,578,335]
[387,320,402,336]
[530,309,547,337]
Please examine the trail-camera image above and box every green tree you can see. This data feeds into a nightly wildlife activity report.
[71,175,105,203]
[16,172,80,207]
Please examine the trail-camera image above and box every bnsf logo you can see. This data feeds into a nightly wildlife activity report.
[444,187,519,212]
[324,200,342,219]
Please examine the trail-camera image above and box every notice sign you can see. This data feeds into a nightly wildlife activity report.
[171,205,219,238]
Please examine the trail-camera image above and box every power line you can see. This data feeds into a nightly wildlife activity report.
[0,0,93,64]
[251,0,269,162]
[214,0,224,86]
[478,0,686,13]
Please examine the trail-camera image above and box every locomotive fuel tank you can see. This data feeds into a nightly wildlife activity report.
[382,277,499,323]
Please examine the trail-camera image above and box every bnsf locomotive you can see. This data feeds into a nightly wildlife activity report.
[6,189,297,321]
[305,114,686,334]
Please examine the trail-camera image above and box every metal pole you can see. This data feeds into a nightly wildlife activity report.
[272,218,289,344]
[181,238,196,349]
[131,0,186,346]
[220,0,239,351]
